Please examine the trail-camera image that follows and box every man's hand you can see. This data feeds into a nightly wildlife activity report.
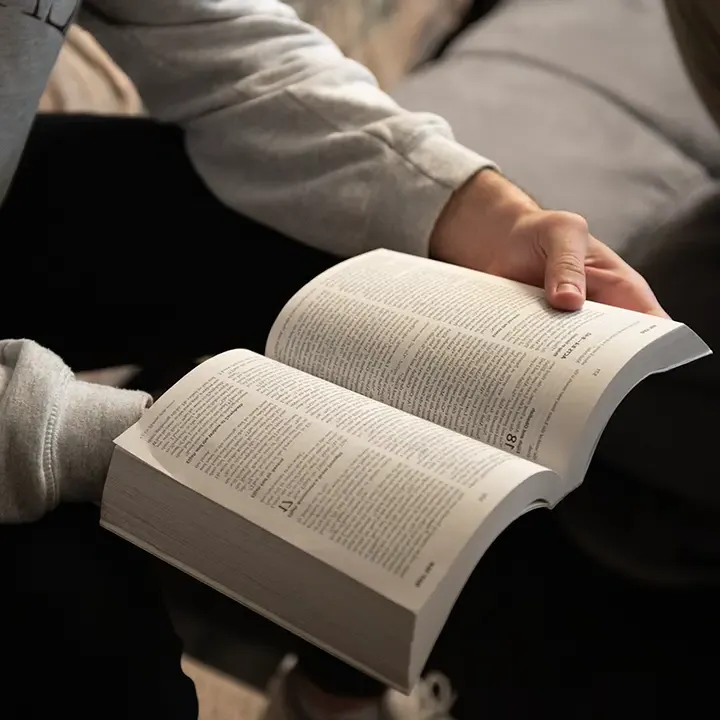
[430,170,668,317]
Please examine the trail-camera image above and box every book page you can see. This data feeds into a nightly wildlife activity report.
[266,249,694,482]
[114,350,549,609]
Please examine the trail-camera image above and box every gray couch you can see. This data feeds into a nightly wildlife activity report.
[397,0,720,245]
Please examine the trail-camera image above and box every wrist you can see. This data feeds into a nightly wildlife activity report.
[430,170,539,266]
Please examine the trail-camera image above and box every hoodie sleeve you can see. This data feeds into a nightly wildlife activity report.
[0,339,151,523]
[81,0,495,259]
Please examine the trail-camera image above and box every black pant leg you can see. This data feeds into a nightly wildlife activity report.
[0,504,198,719]
[0,114,338,370]
[432,510,720,719]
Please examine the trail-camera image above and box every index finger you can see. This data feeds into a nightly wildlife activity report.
[585,240,670,318]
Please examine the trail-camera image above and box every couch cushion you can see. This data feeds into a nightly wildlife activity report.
[448,0,720,173]
[393,0,720,251]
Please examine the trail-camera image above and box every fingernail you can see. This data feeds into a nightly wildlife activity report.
[557,282,581,296]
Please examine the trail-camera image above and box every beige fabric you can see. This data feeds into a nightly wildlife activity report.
[39,25,142,115]
[288,0,471,89]
[182,657,268,720]
[40,1,469,114]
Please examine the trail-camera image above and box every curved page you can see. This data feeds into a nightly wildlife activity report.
[266,250,710,483]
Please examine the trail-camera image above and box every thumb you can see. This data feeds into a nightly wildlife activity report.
[540,213,589,311]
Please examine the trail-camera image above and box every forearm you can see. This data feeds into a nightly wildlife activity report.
[82,0,494,258]
[0,340,150,523]
[664,0,720,130]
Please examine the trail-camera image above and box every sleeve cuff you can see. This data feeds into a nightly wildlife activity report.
[55,380,152,504]
[367,133,498,258]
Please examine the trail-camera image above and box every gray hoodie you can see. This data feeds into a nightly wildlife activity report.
[0,2,495,522]
[0,0,492,258]
[0,1,494,513]
[0,339,150,521]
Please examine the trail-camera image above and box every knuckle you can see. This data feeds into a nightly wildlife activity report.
[559,211,589,232]
[624,268,651,292]
[542,210,589,234]
[554,253,585,277]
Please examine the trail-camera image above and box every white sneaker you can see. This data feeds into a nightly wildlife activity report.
[262,655,457,720]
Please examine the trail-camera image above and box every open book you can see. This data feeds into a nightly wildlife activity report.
[102,249,710,692]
